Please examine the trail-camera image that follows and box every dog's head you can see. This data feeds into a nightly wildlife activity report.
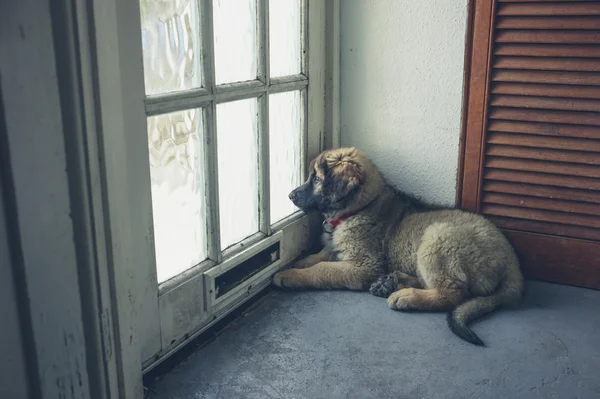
[289,147,381,214]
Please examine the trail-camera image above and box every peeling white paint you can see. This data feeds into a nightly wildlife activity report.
[340,0,469,206]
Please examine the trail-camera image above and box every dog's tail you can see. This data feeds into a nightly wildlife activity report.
[447,265,524,346]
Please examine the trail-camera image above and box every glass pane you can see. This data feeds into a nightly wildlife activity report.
[217,99,259,249]
[140,0,201,95]
[147,109,207,283]
[269,91,302,223]
[269,0,301,77]
[213,0,258,84]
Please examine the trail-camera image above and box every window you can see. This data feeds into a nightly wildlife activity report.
[141,0,307,283]
[130,0,325,368]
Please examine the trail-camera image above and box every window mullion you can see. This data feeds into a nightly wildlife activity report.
[258,0,270,86]
[200,0,222,261]
[258,94,271,235]
[203,105,221,261]
[258,0,271,234]
[299,0,309,181]
[301,0,309,180]
[301,0,308,76]
[301,88,309,182]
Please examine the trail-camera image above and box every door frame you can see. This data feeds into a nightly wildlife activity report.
[1,0,137,397]
[456,0,495,212]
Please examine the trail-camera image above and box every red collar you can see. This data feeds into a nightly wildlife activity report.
[324,211,360,231]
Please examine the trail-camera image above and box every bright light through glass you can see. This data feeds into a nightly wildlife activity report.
[213,0,258,84]
[269,91,302,223]
[217,99,260,249]
[269,0,301,77]
[140,0,201,95]
[147,109,207,283]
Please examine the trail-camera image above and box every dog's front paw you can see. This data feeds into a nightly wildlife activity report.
[369,274,397,298]
[272,270,295,290]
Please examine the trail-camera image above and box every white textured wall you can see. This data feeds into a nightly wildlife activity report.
[340,0,469,205]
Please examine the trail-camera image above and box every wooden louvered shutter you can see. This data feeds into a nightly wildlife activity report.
[459,0,600,289]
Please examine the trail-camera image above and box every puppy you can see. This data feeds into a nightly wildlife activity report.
[273,147,524,346]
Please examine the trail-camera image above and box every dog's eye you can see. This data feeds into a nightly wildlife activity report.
[313,175,322,183]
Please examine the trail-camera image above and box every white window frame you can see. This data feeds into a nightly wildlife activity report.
[1,0,131,397]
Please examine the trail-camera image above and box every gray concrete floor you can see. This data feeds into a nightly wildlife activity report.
[146,281,600,399]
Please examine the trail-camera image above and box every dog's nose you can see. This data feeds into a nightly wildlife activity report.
[288,191,296,201]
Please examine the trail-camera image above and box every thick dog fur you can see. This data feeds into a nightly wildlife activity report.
[273,147,524,346]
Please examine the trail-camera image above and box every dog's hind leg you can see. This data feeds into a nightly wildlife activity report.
[273,261,376,291]
[387,287,465,311]
[369,271,423,298]
[386,223,469,310]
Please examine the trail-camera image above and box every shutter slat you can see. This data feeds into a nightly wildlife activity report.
[484,169,600,190]
[486,156,600,178]
[487,133,600,152]
[493,70,600,85]
[489,107,600,126]
[496,16,600,30]
[499,0,600,2]
[492,83,600,99]
[482,204,600,228]
[489,216,600,242]
[482,192,600,216]
[496,30,600,44]
[495,44,600,58]
[494,57,600,72]
[488,120,600,139]
[490,94,600,112]
[497,3,600,17]
[487,144,600,165]
[483,181,600,203]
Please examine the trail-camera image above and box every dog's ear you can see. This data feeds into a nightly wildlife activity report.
[332,159,364,198]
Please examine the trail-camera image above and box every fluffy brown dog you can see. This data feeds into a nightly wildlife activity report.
[272,147,524,346]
